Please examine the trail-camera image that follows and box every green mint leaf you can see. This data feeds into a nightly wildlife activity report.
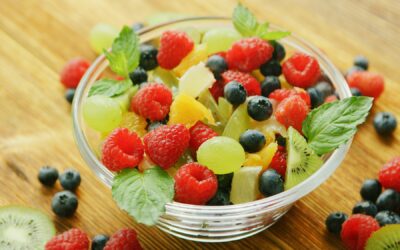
[260,31,291,41]
[88,79,131,97]
[112,167,174,226]
[105,26,140,77]
[302,96,373,155]
[232,3,259,37]
[255,22,269,37]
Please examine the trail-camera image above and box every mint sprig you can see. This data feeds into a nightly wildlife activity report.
[88,79,131,97]
[112,167,174,226]
[233,4,290,40]
[302,96,373,155]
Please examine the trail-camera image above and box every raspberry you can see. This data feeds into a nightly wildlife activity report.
[189,121,218,152]
[45,228,89,250]
[131,83,173,121]
[379,157,400,192]
[174,163,218,205]
[143,124,190,169]
[340,214,380,250]
[325,94,338,103]
[346,71,384,98]
[226,37,273,72]
[60,58,91,89]
[269,88,311,106]
[157,31,194,69]
[275,95,309,132]
[209,81,224,101]
[282,52,321,88]
[269,149,287,178]
[102,128,144,171]
[221,70,261,96]
[104,228,142,250]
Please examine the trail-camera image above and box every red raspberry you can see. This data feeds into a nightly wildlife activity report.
[102,128,144,171]
[209,81,225,101]
[275,95,310,132]
[157,31,194,69]
[346,71,384,98]
[189,121,218,152]
[143,124,190,169]
[379,157,400,192]
[104,228,142,250]
[340,214,380,250]
[174,163,218,205]
[60,58,91,88]
[269,88,311,106]
[131,83,173,121]
[226,37,273,72]
[282,52,321,88]
[221,70,261,96]
[269,149,287,178]
[45,228,89,250]
[325,94,338,103]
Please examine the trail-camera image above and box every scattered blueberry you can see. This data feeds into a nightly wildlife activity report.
[224,81,247,105]
[261,76,281,97]
[272,42,286,62]
[352,200,378,217]
[373,112,397,136]
[207,189,230,206]
[376,189,400,213]
[374,210,400,226]
[353,55,369,70]
[307,88,324,108]
[314,81,334,99]
[129,67,148,85]
[259,169,284,197]
[38,166,59,187]
[345,66,364,77]
[260,60,282,76]
[325,212,348,234]
[65,89,75,104]
[147,121,164,132]
[239,130,266,153]
[276,134,286,147]
[247,96,273,121]
[51,191,78,217]
[360,179,382,202]
[92,234,110,250]
[132,22,145,32]
[216,173,233,192]
[350,87,362,96]
[59,169,81,191]
[206,55,228,80]
[139,44,158,71]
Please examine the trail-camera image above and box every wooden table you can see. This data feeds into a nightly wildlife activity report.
[1,0,399,249]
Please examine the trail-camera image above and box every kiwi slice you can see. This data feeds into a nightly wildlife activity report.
[0,205,55,249]
[366,224,400,250]
[284,127,323,190]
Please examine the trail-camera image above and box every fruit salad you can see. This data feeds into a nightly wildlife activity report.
[81,4,372,225]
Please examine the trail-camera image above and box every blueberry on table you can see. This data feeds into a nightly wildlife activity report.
[38,166,59,187]
[129,67,148,85]
[247,96,273,121]
[51,190,78,217]
[272,41,286,62]
[92,234,110,250]
[352,200,378,217]
[261,76,281,97]
[65,89,75,104]
[325,212,348,234]
[206,189,231,206]
[259,169,284,197]
[376,189,400,213]
[360,179,382,202]
[139,44,158,71]
[59,169,81,191]
[239,129,266,153]
[206,55,228,80]
[353,55,369,70]
[373,112,397,136]
[224,81,247,105]
[307,87,324,109]
[132,22,144,32]
[374,210,400,226]
[260,60,282,77]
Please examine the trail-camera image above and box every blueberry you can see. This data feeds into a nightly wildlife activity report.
[260,60,282,77]
[51,191,78,217]
[247,96,273,121]
[259,169,284,196]
[239,130,266,153]
[132,22,145,32]
[38,166,59,187]
[216,173,233,192]
[350,87,362,96]
[261,76,281,97]
[139,44,158,71]
[353,55,369,70]
[276,134,286,147]
[92,234,110,250]
[315,81,334,99]
[375,210,400,226]
[307,88,324,109]
[206,55,227,80]
[147,122,164,132]
[65,89,75,104]
[376,189,400,213]
[129,67,148,85]
[360,179,382,202]
[272,42,286,62]
[352,201,378,217]
[224,81,247,105]
[373,112,397,136]
[59,169,81,191]
[325,212,348,234]
[207,189,230,206]
[345,66,364,77]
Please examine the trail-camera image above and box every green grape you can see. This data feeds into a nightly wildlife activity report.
[83,95,122,132]
[89,23,119,54]
[113,86,138,112]
[217,97,233,125]
[152,68,178,88]
[222,103,250,141]
[179,27,202,43]
[202,27,241,55]
[197,136,245,174]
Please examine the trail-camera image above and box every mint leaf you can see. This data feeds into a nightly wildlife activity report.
[105,26,140,77]
[88,79,131,97]
[232,3,258,37]
[112,167,174,226]
[302,96,373,155]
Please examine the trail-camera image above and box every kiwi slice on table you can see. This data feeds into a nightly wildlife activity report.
[0,205,55,250]
[366,224,400,250]
[284,127,323,190]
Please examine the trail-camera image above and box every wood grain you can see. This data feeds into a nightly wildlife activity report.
[1,0,399,249]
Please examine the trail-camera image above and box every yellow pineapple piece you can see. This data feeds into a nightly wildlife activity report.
[119,112,147,137]
[173,44,208,77]
[252,70,265,82]
[259,142,278,171]
[243,153,263,167]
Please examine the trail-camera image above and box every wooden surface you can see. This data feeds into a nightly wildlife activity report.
[1,0,399,249]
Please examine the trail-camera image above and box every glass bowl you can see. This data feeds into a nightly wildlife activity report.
[72,17,352,243]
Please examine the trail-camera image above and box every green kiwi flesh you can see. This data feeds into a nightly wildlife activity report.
[366,224,400,250]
